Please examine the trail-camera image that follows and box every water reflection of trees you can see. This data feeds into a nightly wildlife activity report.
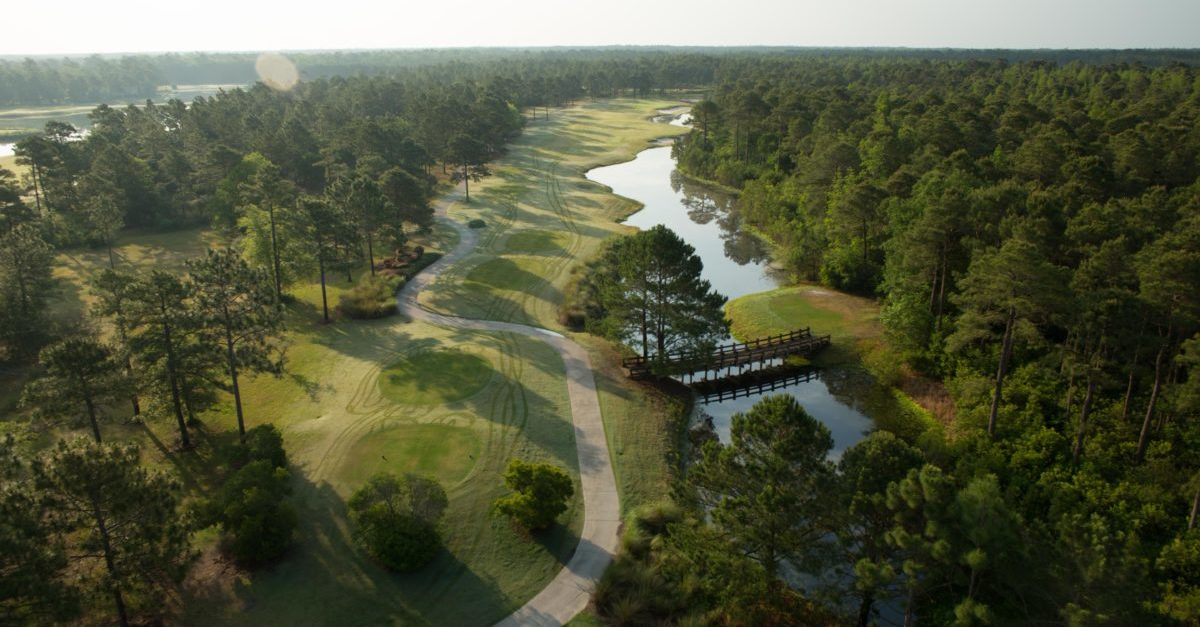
[670,170,771,266]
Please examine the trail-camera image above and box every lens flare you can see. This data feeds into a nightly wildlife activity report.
[255,53,299,91]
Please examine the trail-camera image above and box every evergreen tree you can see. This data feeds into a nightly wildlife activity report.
[187,248,284,438]
[33,439,189,627]
[20,335,130,443]
[596,225,728,362]
[688,395,836,578]
[0,436,78,624]
[0,223,55,357]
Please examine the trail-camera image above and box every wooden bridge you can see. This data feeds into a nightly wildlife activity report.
[621,328,831,381]
[692,365,821,403]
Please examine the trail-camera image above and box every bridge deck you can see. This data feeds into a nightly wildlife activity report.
[622,328,831,380]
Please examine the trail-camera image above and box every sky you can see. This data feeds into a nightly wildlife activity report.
[2,0,1199,56]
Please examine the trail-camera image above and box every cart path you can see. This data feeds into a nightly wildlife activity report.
[397,191,619,627]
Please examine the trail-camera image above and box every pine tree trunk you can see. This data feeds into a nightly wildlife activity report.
[857,590,875,627]
[1123,339,1143,422]
[268,204,283,302]
[318,254,329,323]
[903,584,916,627]
[988,309,1016,438]
[366,233,375,277]
[31,162,43,215]
[84,394,102,444]
[1135,341,1167,463]
[1072,374,1096,465]
[224,312,245,438]
[1190,486,1199,531]
[160,299,190,449]
[114,312,140,416]
[91,496,130,627]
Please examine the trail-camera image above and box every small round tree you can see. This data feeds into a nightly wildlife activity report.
[494,459,574,531]
[348,473,448,572]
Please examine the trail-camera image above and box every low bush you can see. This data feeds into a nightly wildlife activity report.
[493,459,574,531]
[348,473,448,572]
[203,424,296,567]
[208,460,297,567]
[338,275,402,319]
[467,219,486,229]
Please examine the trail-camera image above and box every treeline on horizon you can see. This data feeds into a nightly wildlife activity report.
[5,46,1200,107]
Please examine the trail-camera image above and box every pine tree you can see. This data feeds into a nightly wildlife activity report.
[687,395,837,578]
[20,335,131,443]
[33,439,190,627]
[188,248,284,438]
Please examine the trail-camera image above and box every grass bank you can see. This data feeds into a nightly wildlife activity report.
[725,285,945,440]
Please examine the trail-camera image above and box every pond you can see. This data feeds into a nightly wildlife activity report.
[586,112,876,458]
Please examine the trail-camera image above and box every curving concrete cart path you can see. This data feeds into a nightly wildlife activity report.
[397,192,620,627]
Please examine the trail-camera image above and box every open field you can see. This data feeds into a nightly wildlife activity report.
[3,98,694,625]
[0,153,25,177]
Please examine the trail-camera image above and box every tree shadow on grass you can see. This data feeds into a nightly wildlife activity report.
[138,420,231,495]
[185,476,517,626]
[533,520,582,566]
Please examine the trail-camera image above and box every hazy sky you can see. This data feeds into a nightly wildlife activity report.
[2,0,1199,55]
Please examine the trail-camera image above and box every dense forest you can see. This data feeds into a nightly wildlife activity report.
[662,58,1200,624]
[6,48,1200,108]
[4,48,1200,625]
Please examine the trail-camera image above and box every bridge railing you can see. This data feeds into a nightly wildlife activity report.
[621,327,814,369]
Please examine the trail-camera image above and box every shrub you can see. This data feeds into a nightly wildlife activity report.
[227,424,288,469]
[493,459,574,531]
[209,460,296,567]
[337,276,402,319]
[348,473,448,572]
[204,425,295,567]
[467,219,486,229]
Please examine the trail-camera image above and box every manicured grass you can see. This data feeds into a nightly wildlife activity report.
[466,256,552,292]
[50,228,226,325]
[504,229,565,254]
[725,284,882,366]
[334,423,483,489]
[378,349,495,405]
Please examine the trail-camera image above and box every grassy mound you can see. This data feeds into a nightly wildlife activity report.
[504,230,564,254]
[378,349,494,405]
[337,424,482,489]
[465,256,549,292]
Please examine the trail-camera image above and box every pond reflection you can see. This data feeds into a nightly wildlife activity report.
[586,122,875,454]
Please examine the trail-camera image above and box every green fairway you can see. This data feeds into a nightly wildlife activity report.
[335,423,483,489]
[420,99,691,331]
[725,284,883,366]
[504,229,566,254]
[378,349,495,405]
